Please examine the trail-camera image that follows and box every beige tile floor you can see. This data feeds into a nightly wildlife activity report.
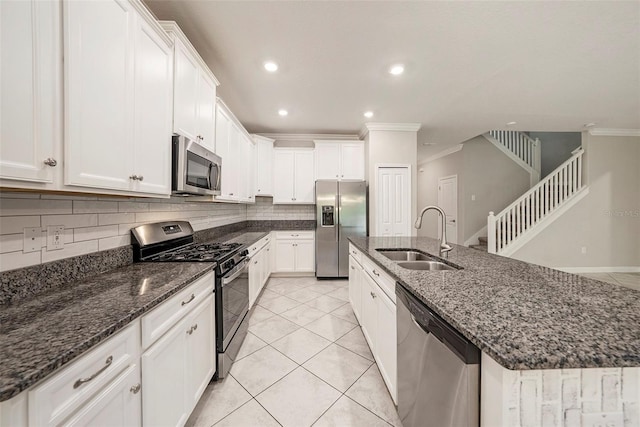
[579,272,640,291]
[186,277,400,427]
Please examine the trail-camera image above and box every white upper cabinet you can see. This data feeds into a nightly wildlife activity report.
[64,0,173,195]
[253,135,274,196]
[0,0,60,184]
[161,22,219,153]
[314,140,365,180]
[273,149,315,204]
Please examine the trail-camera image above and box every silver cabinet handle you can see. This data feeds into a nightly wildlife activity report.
[137,175,144,181]
[181,294,195,306]
[253,247,257,250]
[370,292,376,299]
[267,249,270,252]
[130,383,141,394]
[254,260,258,264]
[229,193,234,196]
[187,324,198,335]
[43,158,57,167]
[129,175,138,180]
[291,234,299,237]
[372,269,380,277]
[73,356,113,389]
[350,266,355,270]
[351,250,357,255]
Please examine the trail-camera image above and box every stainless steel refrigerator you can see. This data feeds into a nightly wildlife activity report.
[315,180,367,278]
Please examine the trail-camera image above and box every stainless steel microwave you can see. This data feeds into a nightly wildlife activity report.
[172,135,221,196]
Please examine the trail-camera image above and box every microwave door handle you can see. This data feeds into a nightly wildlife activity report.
[207,163,213,190]
[216,164,221,190]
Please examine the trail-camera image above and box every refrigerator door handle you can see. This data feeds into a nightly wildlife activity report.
[335,194,339,242]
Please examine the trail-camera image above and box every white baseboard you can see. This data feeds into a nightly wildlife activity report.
[270,272,316,277]
[464,225,487,247]
[557,266,640,273]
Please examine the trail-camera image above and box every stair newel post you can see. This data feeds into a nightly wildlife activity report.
[487,211,497,254]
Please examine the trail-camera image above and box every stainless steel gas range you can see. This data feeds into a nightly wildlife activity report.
[131,221,249,379]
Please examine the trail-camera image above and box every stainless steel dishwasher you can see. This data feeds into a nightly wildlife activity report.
[396,284,480,427]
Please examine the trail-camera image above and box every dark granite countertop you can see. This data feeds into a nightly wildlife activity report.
[349,236,640,370]
[0,226,289,402]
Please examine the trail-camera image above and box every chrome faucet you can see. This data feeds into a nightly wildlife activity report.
[415,205,453,258]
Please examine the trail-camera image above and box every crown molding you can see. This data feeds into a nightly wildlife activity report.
[359,122,422,139]
[588,128,640,137]
[418,144,463,165]
[251,134,275,143]
[257,133,360,141]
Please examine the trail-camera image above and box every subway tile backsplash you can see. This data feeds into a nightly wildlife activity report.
[0,192,315,272]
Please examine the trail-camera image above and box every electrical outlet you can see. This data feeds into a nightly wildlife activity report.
[47,226,65,251]
[581,246,587,254]
[23,228,41,253]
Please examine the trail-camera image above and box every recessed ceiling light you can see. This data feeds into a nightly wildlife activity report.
[389,64,404,75]
[506,121,517,126]
[278,109,288,116]
[584,122,596,128]
[364,111,374,118]
[264,61,278,72]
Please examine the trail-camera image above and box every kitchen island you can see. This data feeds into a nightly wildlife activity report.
[348,236,640,426]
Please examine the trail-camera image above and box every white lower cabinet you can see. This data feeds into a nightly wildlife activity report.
[142,294,215,427]
[249,235,273,307]
[349,244,397,404]
[273,231,315,273]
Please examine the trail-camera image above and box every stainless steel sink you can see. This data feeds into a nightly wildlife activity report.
[397,261,458,271]
[377,250,434,262]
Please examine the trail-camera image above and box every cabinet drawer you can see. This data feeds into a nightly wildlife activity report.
[141,271,214,350]
[275,231,314,240]
[247,233,271,258]
[28,322,139,427]
[361,256,396,304]
[348,243,362,265]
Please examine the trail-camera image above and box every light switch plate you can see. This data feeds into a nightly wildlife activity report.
[47,225,65,251]
[23,228,41,253]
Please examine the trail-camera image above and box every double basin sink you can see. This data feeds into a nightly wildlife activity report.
[376,249,461,271]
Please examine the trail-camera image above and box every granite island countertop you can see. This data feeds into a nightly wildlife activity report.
[0,227,283,402]
[349,236,640,371]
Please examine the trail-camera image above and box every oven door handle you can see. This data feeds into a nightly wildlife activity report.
[222,259,249,286]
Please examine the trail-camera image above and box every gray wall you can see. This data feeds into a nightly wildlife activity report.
[512,133,640,269]
[416,136,530,244]
[529,132,581,178]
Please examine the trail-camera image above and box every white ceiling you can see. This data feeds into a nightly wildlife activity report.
[144,1,640,161]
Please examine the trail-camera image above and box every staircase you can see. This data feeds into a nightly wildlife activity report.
[485,130,541,186]
[485,147,587,256]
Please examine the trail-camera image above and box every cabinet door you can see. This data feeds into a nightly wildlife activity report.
[265,242,273,277]
[64,0,135,191]
[248,254,260,307]
[274,240,295,272]
[255,140,273,196]
[314,143,341,180]
[340,143,365,180]
[273,150,295,203]
[247,138,256,203]
[293,151,315,203]
[64,365,141,427]
[172,38,198,140]
[141,316,188,427]
[376,291,397,404]
[196,73,216,151]
[360,273,378,351]
[294,240,315,272]
[348,257,362,321]
[186,295,215,413]
[0,0,58,184]
[214,104,229,159]
[132,16,172,195]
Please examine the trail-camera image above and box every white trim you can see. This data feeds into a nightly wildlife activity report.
[503,187,589,256]
[588,128,640,137]
[272,146,314,151]
[437,175,458,244]
[359,122,421,139]
[251,134,275,144]
[483,133,536,176]
[374,164,412,236]
[418,144,463,165]
[557,266,640,273]
[159,21,220,86]
[133,0,173,47]
[216,97,253,142]
[464,225,487,247]
[258,133,360,141]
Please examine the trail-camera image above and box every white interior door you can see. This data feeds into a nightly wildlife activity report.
[377,167,410,236]
[437,175,458,244]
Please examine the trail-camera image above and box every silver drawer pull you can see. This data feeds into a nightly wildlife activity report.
[372,269,380,277]
[370,292,377,299]
[43,158,57,167]
[351,251,356,255]
[181,294,195,306]
[350,266,355,270]
[130,383,141,394]
[186,324,198,335]
[254,260,258,264]
[73,356,113,389]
